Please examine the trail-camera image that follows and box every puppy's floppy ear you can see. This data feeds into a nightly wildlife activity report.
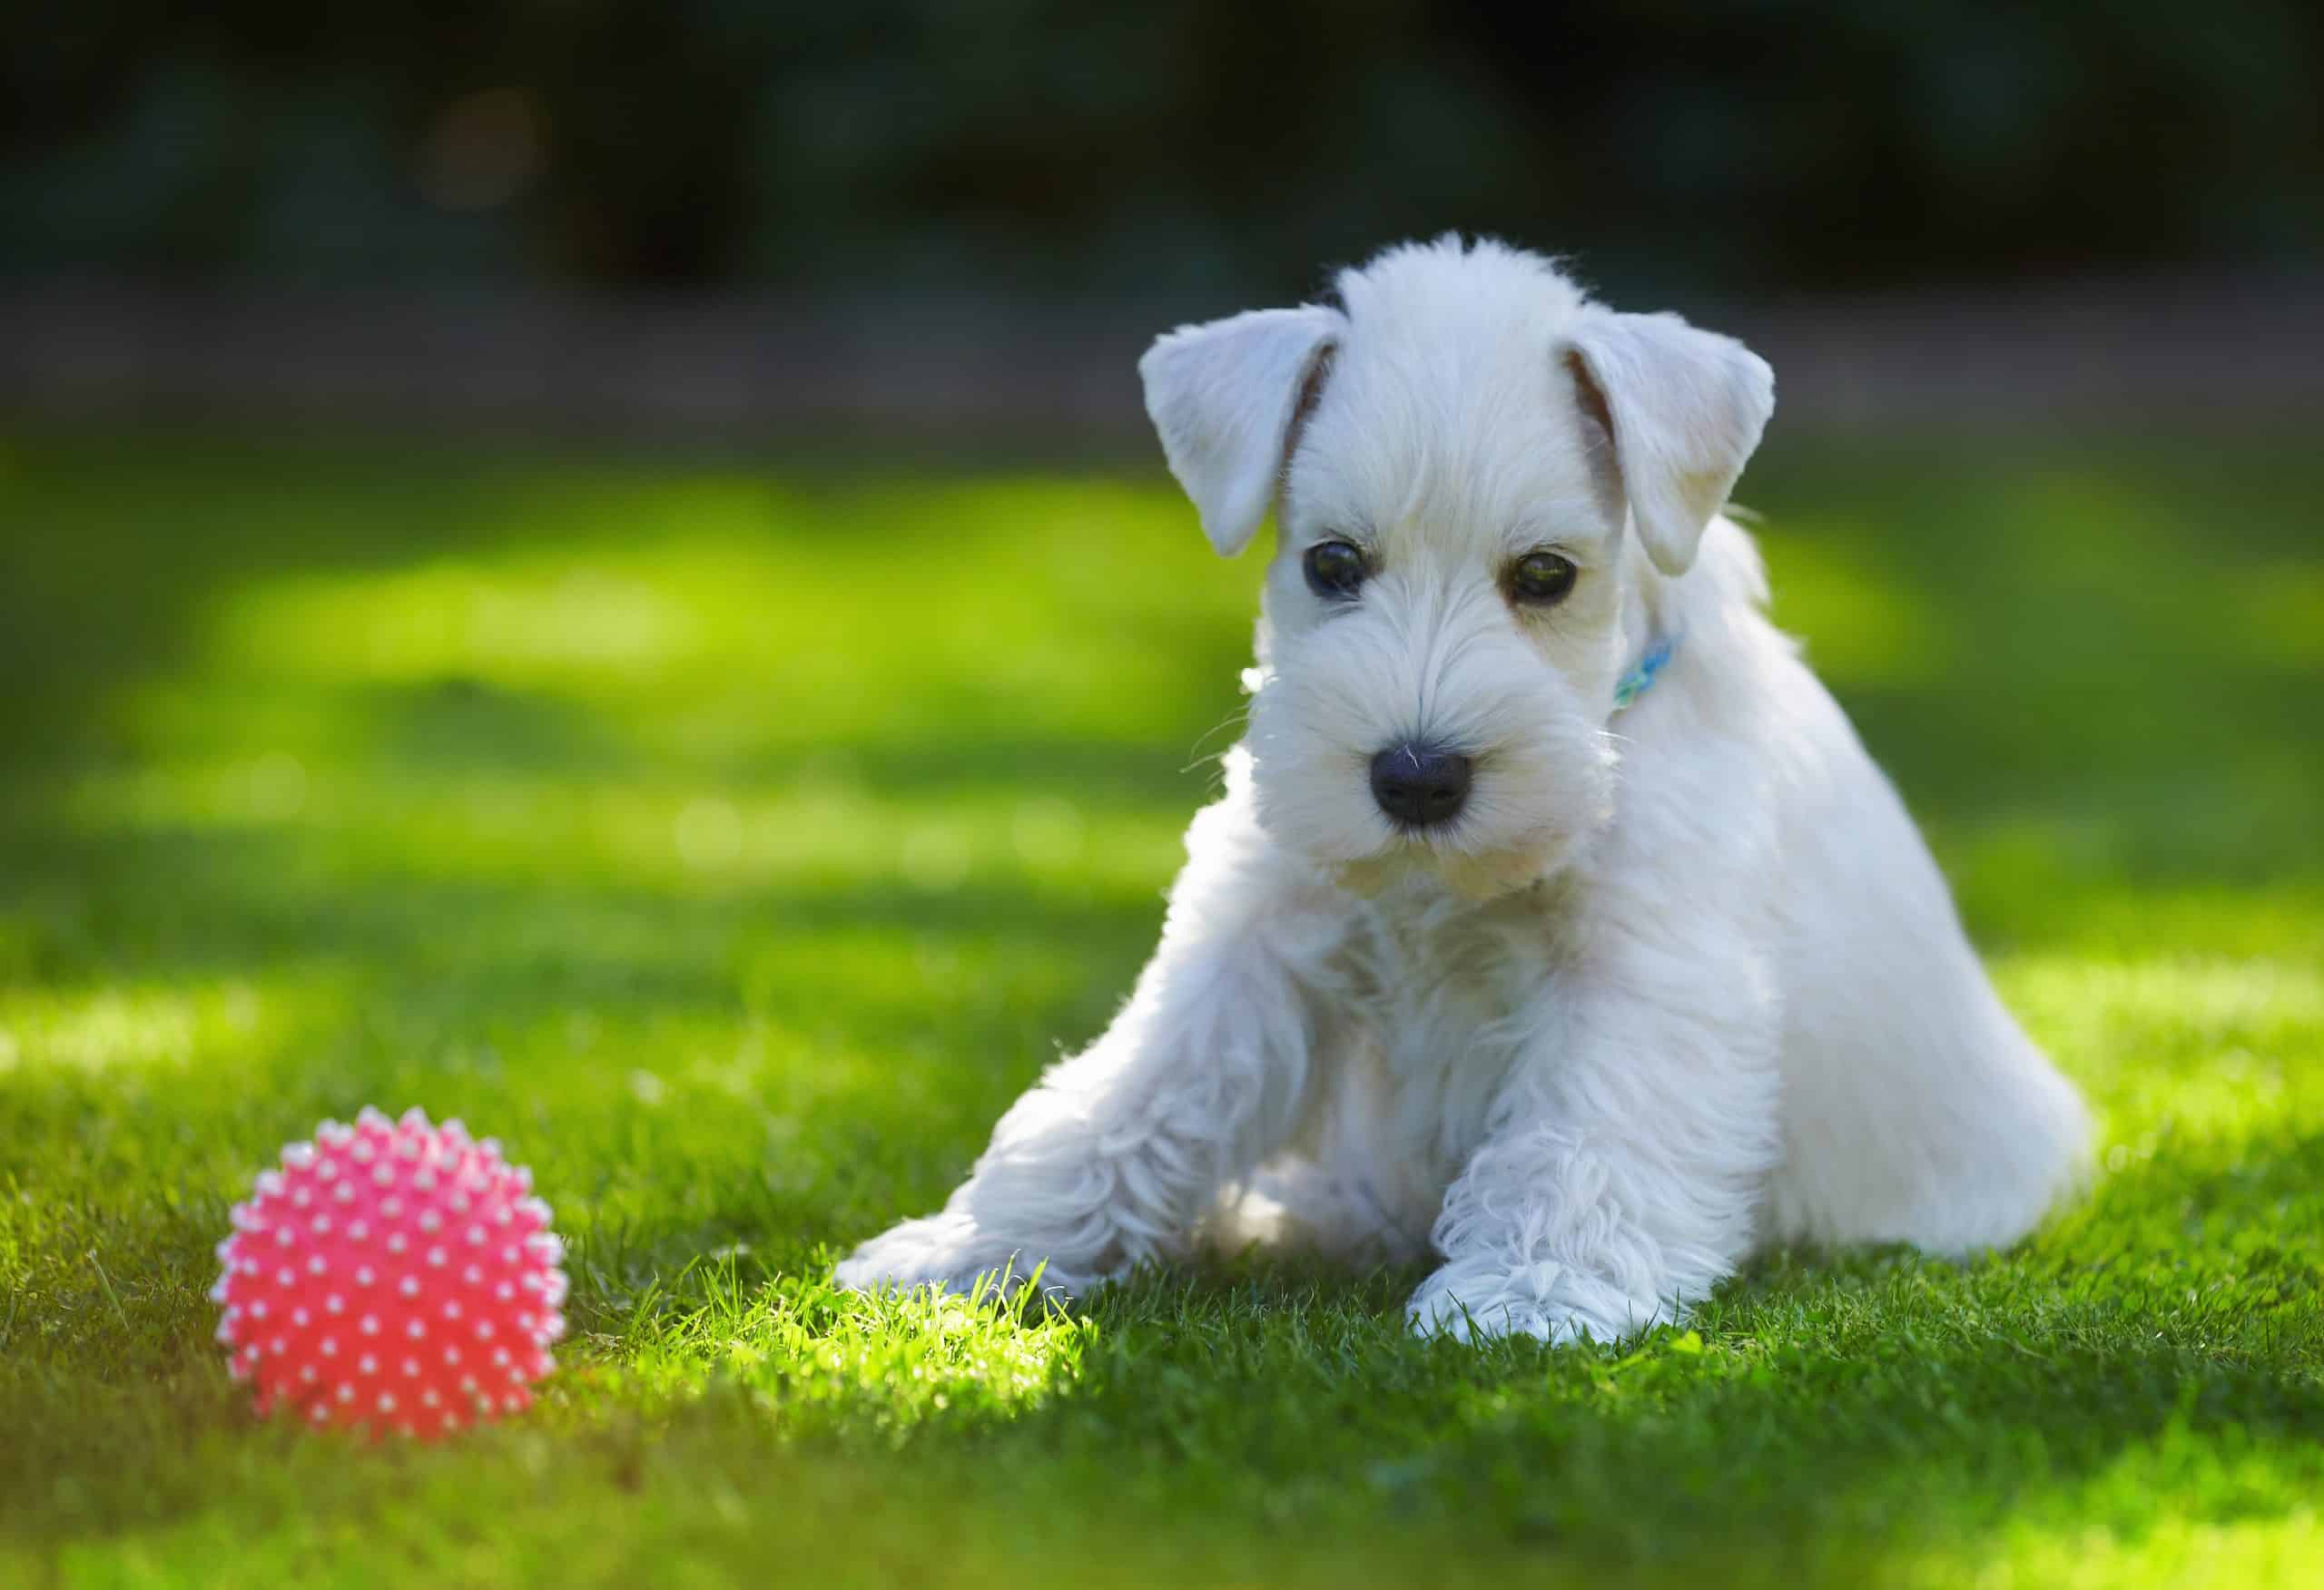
[1563,310,1775,576]
[1138,306,1344,557]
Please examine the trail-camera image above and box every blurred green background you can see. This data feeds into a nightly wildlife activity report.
[5,5,2323,1587]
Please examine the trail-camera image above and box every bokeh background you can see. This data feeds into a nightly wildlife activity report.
[11,0,2324,293]
[5,1,2324,433]
[5,6,2324,1585]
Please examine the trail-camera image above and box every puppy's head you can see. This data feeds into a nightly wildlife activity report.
[1140,237,1773,896]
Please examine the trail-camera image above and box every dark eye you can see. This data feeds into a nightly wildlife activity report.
[1304,538,1367,600]
[1509,550,1579,606]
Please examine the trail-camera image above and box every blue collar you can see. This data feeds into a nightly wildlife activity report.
[1612,633,1676,712]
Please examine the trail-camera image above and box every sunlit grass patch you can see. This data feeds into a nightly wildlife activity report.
[0,976,323,1080]
[2002,953,2324,1140]
[1895,1433,2324,1590]
[587,1258,1095,1440]
[195,476,1253,756]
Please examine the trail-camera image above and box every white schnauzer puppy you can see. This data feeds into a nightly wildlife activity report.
[836,236,2089,1343]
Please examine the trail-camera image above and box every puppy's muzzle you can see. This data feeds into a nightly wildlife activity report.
[1370,742,1472,829]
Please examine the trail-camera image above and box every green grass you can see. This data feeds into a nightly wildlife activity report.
[2,425,2320,1587]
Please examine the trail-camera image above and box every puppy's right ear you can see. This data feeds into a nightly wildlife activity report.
[1138,306,1344,557]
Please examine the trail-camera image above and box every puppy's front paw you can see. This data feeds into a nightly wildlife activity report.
[832,1212,1059,1300]
[1405,1261,1651,1347]
[1406,1284,1585,1346]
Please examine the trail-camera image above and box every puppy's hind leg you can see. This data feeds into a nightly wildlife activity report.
[1763,795,2091,1257]
[1769,974,2090,1259]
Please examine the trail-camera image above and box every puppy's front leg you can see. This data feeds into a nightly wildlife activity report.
[835,792,1332,1300]
[1408,922,1782,1345]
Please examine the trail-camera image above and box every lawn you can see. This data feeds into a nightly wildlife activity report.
[3,425,2320,1587]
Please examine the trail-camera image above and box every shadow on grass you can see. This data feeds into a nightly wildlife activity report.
[603,1120,2324,1564]
[736,1153,2324,1574]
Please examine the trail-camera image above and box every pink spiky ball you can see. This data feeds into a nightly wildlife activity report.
[211,1106,566,1438]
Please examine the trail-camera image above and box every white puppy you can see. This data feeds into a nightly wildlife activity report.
[835,236,2089,1343]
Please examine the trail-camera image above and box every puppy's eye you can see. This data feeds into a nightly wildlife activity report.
[1304,539,1367,600]
[1509,550,1579,606]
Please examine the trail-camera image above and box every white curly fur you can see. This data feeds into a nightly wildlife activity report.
[834,236,2090,1344]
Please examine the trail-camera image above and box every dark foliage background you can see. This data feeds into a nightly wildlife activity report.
[7,0,2320,300]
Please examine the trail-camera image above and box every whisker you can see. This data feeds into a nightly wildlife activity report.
[1181,701,1254,775]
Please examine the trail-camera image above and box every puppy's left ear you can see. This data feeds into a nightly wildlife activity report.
[1563,310,1775,576]
[1139,306,1344,557]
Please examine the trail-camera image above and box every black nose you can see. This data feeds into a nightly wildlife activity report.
[1370,742,1472,828]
